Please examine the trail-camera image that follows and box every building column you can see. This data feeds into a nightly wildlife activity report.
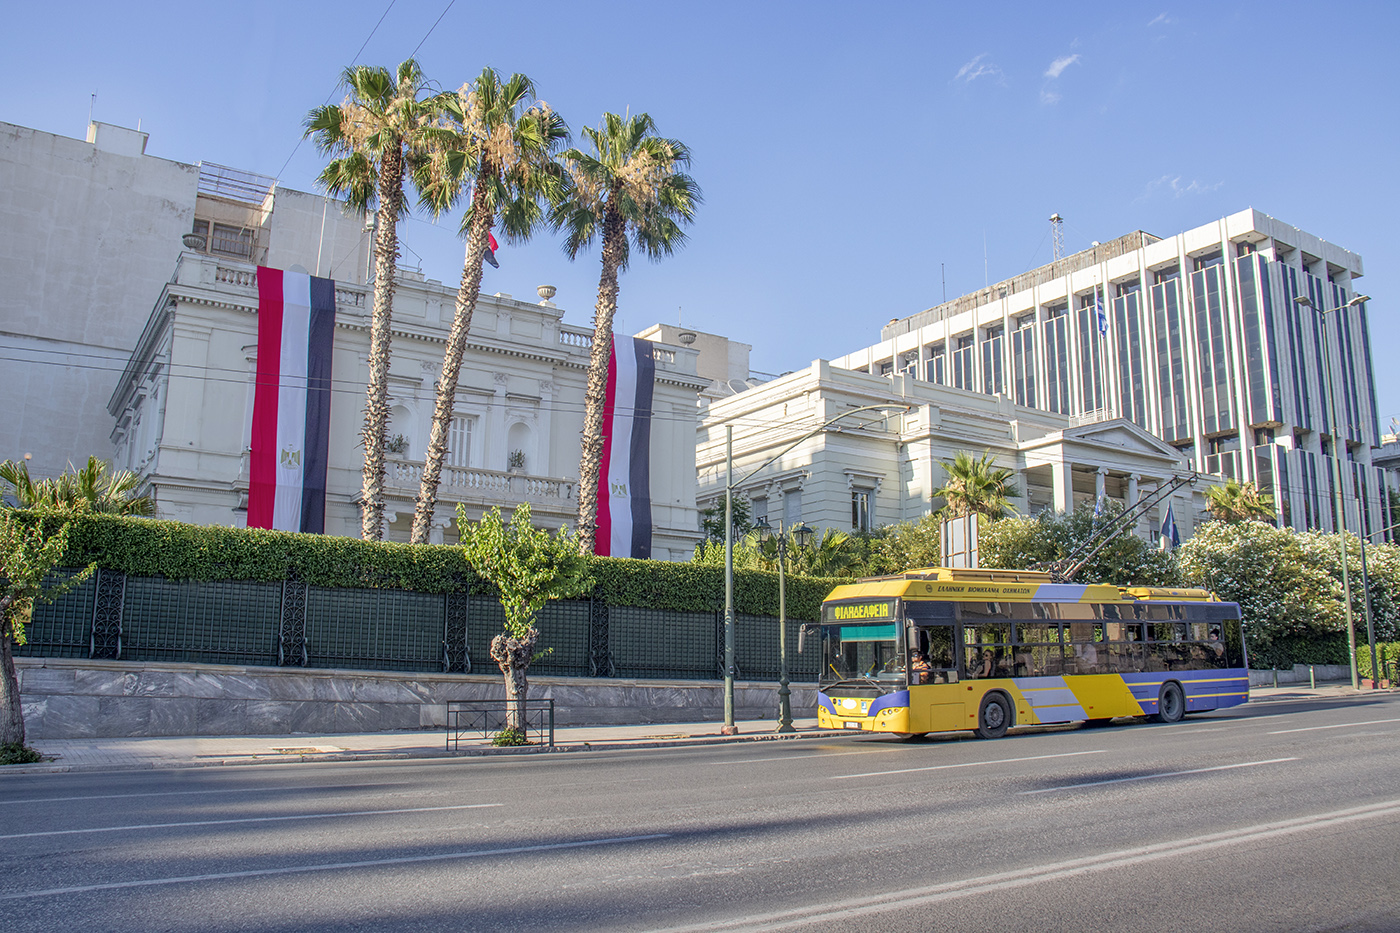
[1095,467,1108,507]
[1127,472,1141,536]
[1051,461,1073,514]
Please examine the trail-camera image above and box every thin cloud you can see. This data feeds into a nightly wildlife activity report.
[954,53,1003,83]
[1148,13,1172,26]
[1040,90,1061,105]
[1044,54,1080,79]
[1140,174,1225,199]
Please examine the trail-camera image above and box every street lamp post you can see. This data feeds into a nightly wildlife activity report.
[1295,292,1370,690]
[720,403,910,734]
[758,517,813,733]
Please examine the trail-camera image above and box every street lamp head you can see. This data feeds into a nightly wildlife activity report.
[1348,294,1371,307]
[755,517,773,544]
[792,522,815,550]
[1294,295,1314,309]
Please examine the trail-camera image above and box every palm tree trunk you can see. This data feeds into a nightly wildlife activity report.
[411,185,493,545]
[576,208,627,555]
[0,605,26,747]
[359,141,405,541]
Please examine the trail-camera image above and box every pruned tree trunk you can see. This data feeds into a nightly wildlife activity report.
[490,625,538,733]
[576,206,627,554]
[411,182,492,544]
[359,141,405,541]
[0,600,26,747]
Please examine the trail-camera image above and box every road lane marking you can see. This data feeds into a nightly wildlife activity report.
[717,747,911,766]
[1269,718,1400,735]
[0,783,414,806]
[650,799,1400,932]
[832,750,1105,780]
[0,833,671,900]
[1019,757,1297,795]
[0,803,503,840]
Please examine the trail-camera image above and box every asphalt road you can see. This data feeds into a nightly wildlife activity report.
[2,693,1398,932]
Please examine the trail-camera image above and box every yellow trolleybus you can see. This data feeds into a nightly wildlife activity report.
[817,568,1248,738]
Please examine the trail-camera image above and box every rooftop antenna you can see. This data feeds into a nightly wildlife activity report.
[88,90,96,126]
[1050,213,1065,261]
[942,263,946,303]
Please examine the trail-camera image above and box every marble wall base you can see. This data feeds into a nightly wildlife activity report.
[16,658,818,738]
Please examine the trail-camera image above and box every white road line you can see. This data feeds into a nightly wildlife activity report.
[0,784,413,806]
[650,799,1400,932]
[1019,757,1297,795]
[831,750,1105,780]
[717,747,910,766]
[0,803,502,841]
[1269,718,1400,735]
[0,833,671,900]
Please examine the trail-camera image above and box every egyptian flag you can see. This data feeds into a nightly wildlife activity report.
[594,336,655,558]
[484,231,500,269]
[248,267,336,533]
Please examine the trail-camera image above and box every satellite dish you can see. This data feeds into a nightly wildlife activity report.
[727,379,750,395]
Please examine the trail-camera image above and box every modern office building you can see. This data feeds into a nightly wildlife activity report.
[835,209,1388,540]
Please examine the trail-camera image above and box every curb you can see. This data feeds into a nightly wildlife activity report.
[1,729,847,775]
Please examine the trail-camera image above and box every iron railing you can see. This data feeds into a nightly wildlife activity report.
[447,699,555,749]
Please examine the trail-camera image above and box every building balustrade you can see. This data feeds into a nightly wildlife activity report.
[385,458,576,504]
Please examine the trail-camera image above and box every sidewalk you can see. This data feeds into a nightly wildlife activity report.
[2,683,1385,776]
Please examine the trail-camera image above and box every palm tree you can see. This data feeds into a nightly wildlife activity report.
[0,457,154,515]
[408,69,568,545]
[306,59,436,540]
[933,450,1021,519]
[1205,479,1276,523]
[551,112,701,554]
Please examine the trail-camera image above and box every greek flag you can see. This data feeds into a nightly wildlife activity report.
[1095,285,1109,336]
[1159,503,1181,550]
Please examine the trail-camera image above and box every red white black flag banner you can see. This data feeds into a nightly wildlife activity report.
[594,336,655,558]
[248,267,336,533]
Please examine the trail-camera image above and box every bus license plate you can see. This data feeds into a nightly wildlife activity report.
[843,721,862,730]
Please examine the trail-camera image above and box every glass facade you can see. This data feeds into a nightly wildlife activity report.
[1112,285,1147,427]
[1075,301,1106,415]
[952,334,975,391]
[1190,265,1235,437]
[1011,320,1036,408]
[982,326,1005,396]
[1150,279,1190,443]
[1042,306,1070,414]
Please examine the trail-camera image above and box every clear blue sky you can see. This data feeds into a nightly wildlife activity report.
[6,1,1398,427]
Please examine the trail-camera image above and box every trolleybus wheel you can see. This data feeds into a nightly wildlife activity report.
[975,693,1011,739]
[1152,682,1185,724]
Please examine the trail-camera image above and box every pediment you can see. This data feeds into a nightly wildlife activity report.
[1022,418,1186,465]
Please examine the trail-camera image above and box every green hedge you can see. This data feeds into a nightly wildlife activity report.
[1357,642,1400,681]
[1247,631,1351,669]
[24,512,845,621]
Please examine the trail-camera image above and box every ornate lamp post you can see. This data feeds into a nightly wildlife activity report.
[1294,292,1370,689]
[757,517,813,732]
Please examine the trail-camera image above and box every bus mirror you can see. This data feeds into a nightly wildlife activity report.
[798,623,818,654]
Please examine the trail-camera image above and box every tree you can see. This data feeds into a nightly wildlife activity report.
[979,504,1181,587]
[1178,521,1341,667]
[1204,478,1276,524]
[933,450,1020,519]
[0,457,153,516]
[785,528,862,578]
[552,112,700,554]
[869,513,943,576]
[306,59,437,541]
[699,498,753,544]
[409,69,568,544]
[1,511,94,747]
[456,503,590,736]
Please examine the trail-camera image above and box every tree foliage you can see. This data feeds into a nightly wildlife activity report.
[933,450,1020,519]
[1204,479,1276,523]
[979,504,1181,586]
[1,510,95,746]
[1,457,153,516]
[699,497,753,544]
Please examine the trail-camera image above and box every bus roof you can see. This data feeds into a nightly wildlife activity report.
[823,568,1218,605]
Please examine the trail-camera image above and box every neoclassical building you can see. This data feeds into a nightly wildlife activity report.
[110,254,708,555]
[699,209,1390,545]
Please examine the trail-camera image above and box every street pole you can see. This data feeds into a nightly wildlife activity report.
[1297,293,1368,690]
[722,425,736,734]
[1358,525,1379,688]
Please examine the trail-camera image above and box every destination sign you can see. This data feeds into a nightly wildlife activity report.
[828,601,895,622]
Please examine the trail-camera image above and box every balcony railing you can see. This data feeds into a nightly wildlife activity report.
[385,459,576,504]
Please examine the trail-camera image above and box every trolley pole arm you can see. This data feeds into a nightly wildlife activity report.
[1048,472,1198,582]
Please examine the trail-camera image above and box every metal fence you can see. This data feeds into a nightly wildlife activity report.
[447,699,555,749]
[16,569,822,683]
